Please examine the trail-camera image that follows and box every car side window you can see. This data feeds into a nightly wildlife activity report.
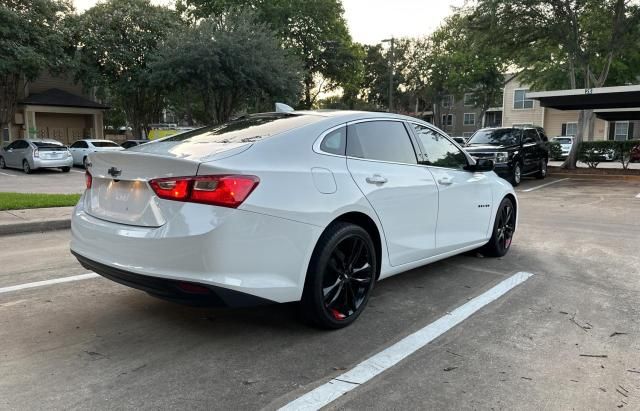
[412,125,468,170]
[6,141,17,150]
[71,141,81,148]
[347,121,417,164]
[523,130,537,144]
[15,140,29,149]
[320,127,346,155]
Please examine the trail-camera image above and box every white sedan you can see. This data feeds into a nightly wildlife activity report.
[70,111,517,328]
[69,139,124,167]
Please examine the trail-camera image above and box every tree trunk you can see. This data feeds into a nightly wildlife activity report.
[303,74,313,109]
[562,109,584,170]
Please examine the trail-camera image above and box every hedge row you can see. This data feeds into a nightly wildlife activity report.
[550,139,639,169]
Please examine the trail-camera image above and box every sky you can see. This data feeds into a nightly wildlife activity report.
[73,0,465,44]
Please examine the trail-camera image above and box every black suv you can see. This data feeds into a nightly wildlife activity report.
[464,127,549,186]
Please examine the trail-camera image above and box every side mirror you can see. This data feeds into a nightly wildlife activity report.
[465,158,494,172]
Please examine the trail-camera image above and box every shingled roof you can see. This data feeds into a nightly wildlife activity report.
[20,88,109,109]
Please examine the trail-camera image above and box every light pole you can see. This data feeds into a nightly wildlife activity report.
[382,37,394,112]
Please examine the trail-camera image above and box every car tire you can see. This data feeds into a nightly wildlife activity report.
[0,157,5,169]
[83,156,89,169]
[481,197,516,258]
[23,160,32,174]
[300,222,377,329]
[535,158,547,179]
[510,162,522,186]
[61,167,71,172]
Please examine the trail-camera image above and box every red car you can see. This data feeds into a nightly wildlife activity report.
[631,144,640,162]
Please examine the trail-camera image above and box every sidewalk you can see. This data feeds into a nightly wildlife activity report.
[0,207,73,236]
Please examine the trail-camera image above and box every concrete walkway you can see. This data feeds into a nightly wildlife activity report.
[0,207,73,236]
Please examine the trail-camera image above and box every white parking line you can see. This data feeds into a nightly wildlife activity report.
[279,271,534,411]
[636,193,640,199]
[0,171,17,177]
[70,169,85,174]
[0,273,99,294]
[520,178,569,192]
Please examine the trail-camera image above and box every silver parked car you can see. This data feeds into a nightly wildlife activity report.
[0,139,73,173]
[69,139,124,167]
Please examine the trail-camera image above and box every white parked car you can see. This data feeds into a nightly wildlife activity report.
[71,111,517,328]
[551,136,574,159]
[69,139,124,168]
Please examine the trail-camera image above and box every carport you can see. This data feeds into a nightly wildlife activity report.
[528,85,640,140]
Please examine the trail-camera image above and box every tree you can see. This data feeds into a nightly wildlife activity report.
[76,0,181,137]
[149,10,302,124]
[0,0,73,137]
[470,0,640,169]
[176,0,359,109]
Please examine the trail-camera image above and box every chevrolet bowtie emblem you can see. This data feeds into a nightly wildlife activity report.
[108,167,122,178]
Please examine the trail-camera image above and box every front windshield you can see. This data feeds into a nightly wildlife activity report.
[468,129,520,146]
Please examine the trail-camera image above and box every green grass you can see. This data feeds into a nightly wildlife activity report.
[0,192,81,211]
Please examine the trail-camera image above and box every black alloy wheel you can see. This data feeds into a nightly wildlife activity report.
[301,222,377,329]
[0,157,5,169]
[536,158,547,179]
[481,197,516,257]
[23,160,32,174]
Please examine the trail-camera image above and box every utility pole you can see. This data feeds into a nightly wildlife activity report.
[382,37,394,112]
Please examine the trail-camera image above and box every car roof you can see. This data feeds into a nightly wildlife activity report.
[25,139,63,144]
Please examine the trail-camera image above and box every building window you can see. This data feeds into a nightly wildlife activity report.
[442,95,454,108]
[464,93,474,106]
[513,89,534,109]
[562,122,578,136]
[463,113,476,125]
[2,128,8,143]
[442,114,453,126]
[614,121,629,141]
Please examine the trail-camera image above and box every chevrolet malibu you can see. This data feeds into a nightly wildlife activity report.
[71,111,518,329]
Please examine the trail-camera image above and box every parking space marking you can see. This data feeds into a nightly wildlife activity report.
[70,169,85,174]
[636,193,640,198]
[0,171,17,177]
[0,273,99,294]
[280,271,534,411]
[520,178,569,192]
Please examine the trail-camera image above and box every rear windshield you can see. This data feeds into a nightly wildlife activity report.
[164,113,322,144]
[468,129,520,146]
[32,142,64,150]
[554,138,573,144]
[91,141,120,147]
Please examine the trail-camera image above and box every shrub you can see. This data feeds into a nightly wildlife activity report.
[578,140,640,169]
[549,141,563,160]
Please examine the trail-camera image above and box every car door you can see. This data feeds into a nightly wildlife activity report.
[70,141,87,164]
[11,140,30,167]
[410,124,494,253]
[521,129,539,173]
[3,141,19,167]
[346,120,440,266]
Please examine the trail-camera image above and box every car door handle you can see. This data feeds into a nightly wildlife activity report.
[437,177,453,186]
[366,174,388,184]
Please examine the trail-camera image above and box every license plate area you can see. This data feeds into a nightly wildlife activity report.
[86,178,165,227]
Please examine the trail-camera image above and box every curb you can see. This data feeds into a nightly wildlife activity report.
[0,218,71,236]
[548,172,640,181]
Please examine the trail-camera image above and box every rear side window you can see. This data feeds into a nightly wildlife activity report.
[164,113,323,144]
[91,141,119,147]
[320,127,346,155]
[523,129,538,144]
[347,121,417,164]
[15,140,29,149]
[71,141,88,148]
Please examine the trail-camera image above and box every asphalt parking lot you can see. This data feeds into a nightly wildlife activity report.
[1,177,639,410]
[0,166,85,194]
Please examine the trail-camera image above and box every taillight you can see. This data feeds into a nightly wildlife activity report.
[149,175,259,208]
[33,148,39,158]
[85,171,92,189]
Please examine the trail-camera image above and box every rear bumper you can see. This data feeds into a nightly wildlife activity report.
[73,251,273,307]
[33,157,73,169]
[70,194,322,303]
